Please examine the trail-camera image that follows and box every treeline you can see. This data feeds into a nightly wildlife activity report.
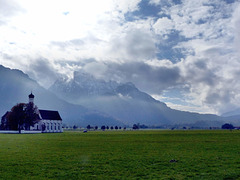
[63,123,149,130]
[63,124,127,130]
[86,125,126,131]
[63,123,240,131]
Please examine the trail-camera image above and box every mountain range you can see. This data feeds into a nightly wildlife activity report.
[1,65,240,128]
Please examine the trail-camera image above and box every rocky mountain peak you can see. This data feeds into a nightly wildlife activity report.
[50,70,157,103]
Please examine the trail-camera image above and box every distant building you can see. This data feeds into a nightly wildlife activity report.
[1,93,63,133]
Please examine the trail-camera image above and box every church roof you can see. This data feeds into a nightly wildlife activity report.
[29,92,34,98]
[39,110,62,121]
[2,111,10,118]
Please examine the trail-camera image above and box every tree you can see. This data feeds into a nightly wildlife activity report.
[7,103,26,133]
[24,103,39,130]
[95,126,98,130]
[110,126,114,130]
[222,123,234,129]
[115,126,118,130]
[1,103,39,133]
[106,126,109,130]
[101,125,106,131]
[87,125,91,130]
[73,125,78,130]
[139,124,148,129]
[132,124,139,130]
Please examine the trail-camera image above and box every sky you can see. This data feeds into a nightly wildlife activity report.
[1,0,240,115]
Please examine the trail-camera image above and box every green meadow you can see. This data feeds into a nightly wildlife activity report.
[0,130,240,179]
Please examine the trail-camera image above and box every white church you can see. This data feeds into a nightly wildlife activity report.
[28,92,63,133]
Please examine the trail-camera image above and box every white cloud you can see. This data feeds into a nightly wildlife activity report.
[146,59,174,68]
[153,17,174,35]
[232,3,240,50]
[154,0,240,114]
[114,0,141,13]
[149,0,170,6]
[169,0,232,39]
[108,27,156,61]
[0,0,24,21]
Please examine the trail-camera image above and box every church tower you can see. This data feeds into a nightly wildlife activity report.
[29,92,35,104]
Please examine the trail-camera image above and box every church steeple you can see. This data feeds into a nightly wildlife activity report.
[29,92,34,104]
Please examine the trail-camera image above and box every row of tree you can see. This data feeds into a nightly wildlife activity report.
[86,125,126,130]
[65,123,149,130]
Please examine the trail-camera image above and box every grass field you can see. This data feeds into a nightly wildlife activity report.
[0,130,240,179]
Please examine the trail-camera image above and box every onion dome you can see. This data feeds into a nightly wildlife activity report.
[29,92,34,99]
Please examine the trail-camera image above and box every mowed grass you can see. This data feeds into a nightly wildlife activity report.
[0,130,240,179]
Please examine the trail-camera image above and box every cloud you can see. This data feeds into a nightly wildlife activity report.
[82,60,181,94]
[115,0,141,13]
[1,0,240,115]
[26,58,59,87]
[0,0,25,27]
[148,0,174,6]
[107,19,156,62]
[51,39,85,50]
[0,0,24,19]
[153,17,175,35]
[232,3,240,50]
[82,62,108,80]
[110,29,156,61]
[148,0,240,114]
[149,0,162,5]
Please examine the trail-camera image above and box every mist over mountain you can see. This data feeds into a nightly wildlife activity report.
[0,65,122,127]
[50,70,233,127]
[222,108,240,117]
[1,65,239,128]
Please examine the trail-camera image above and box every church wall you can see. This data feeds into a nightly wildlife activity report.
[30,120,63,133]
[41,120,63,133]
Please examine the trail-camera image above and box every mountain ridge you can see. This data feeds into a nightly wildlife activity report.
[49,70,232,127]
[1,65,239,127]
